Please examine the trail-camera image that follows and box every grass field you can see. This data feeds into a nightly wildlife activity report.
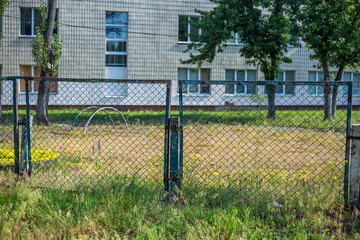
[0,171,359,239]
[0,108,359,239]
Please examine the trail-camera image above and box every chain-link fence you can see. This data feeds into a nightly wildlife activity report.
[0,77,354,204]
[0,77,171,193]
[178,80,352,204]
[0,78,14,171]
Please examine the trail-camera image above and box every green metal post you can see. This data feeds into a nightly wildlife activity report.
[163,83,171,192]
[344,83,353,206]
[179,82,184,183]
[25,79,32,175]
[169,117,182,203]
[12,78,19,174]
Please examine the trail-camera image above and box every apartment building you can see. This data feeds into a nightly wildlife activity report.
[0,0,357,106]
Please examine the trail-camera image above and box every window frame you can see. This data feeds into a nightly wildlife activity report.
[226,33,245,46]
[19,8,40,37]
[308,71,336,97]
[178,68,211,95]
[105,12,128,67]
[264,71,296,96]
[19,8,58,37]
[19,65,58,94]
[343,72,360,96]
[225,69,257,95]
[178,16,201,44]
[274,71,296,96]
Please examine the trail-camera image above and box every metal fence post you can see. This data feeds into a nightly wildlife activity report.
[12,78,19,174]
[169,117,182,203]
[179,82,184,187]
[25,78,32,175]
[350,124,360,207]
[344,83,353,205]
[163,83,171,192]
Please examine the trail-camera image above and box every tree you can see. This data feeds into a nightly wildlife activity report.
[299,0,360,120]
[0,0,9,122]
[0,0,8,43]
[182,0,299,119]
[32,0,62,125]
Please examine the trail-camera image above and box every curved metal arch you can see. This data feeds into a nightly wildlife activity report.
[84,107,129,134]
[70,106,104,133]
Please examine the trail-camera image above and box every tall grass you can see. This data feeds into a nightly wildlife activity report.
[0,171,359,239]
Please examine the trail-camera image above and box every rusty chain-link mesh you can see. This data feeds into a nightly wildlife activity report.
[0,78,170,192]
[179,80,351,204]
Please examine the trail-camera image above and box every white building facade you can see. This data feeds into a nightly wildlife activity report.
[0,0,358,107]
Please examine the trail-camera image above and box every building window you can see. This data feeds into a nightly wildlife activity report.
[264,71,295,95]
[178,16,200,43]
[0,15,2,37]
[275,71,295,95]
[20,8,40,36]
[308,71,336,96]
[178,68,210,94]
[20,8,58,37]
[227,32,243,45]
[225,70,256,94]
[20,65,58,93]
[343,72,360,96]
[105,12,127,67]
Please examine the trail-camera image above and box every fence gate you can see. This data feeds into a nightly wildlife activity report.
[178,80,352,205]
[2,77,173,195]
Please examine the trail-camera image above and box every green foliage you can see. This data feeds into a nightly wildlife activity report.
[32,2,62,76]
[182,0,300,80]
[0,0,9,45]
[0,0,8,15]
[299,0,360,71]
[250,93,266,105]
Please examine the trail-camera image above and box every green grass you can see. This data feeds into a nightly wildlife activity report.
[1,108,359,130]
[0,109,359,239]
[0,171,359,239]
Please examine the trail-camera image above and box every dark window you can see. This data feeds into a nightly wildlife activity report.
[178,16,200,42]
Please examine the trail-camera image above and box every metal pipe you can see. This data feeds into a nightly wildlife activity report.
[179,83,184,181]
[12,78,19,174]
[163,83,171,192]
[25,79,32,175]
[344,82,353,206]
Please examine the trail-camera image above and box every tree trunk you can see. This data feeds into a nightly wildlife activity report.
[35,0,57,125]
[36,72,51,125]
[323,62,332,120]
[266,85,276,119]
[331,66,344,119]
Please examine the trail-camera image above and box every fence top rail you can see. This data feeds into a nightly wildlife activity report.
[179,80,353,86]
[1,76,172,84]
